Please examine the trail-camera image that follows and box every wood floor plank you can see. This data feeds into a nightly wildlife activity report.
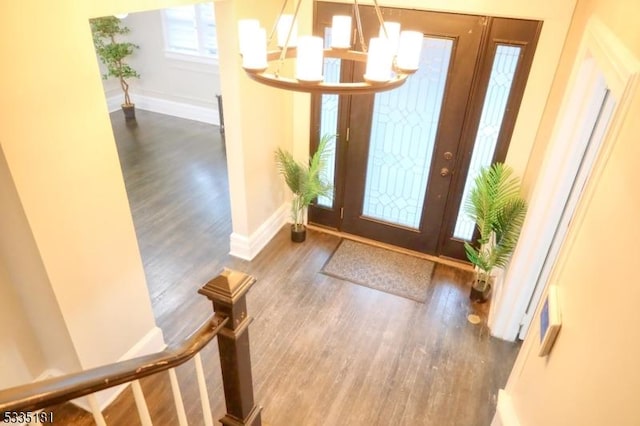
[46,110,520,425]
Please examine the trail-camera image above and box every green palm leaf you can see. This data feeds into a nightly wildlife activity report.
[275,134,335,225]
[465,162,527,281]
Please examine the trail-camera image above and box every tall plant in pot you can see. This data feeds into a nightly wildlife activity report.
[464,163,527,303]
[275,134,334,242]
[90,16,140,120]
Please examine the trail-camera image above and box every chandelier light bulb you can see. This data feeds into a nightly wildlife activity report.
[242,27,268,71]
[331,16,352,49]
[277,15,298,48]
[396,31,423,71]
[296,36,324,82]
[365,37,393,83]
[237,0,420,94]
[238,19,260,55]
[379,21,401,53]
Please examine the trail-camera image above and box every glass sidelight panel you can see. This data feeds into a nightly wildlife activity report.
[361,37,453,229]
[318,28,340,207]
[453,45,522,240]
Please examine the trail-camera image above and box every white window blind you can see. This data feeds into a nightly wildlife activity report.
[163,4,217,58]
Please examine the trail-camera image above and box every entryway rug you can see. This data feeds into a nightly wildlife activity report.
[321,239,435,302]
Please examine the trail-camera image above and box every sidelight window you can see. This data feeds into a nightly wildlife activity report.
[453,45,522,240]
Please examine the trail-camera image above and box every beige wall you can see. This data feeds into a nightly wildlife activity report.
[0,0,281,389]
[0,0,211,384]
[0,149,82,387]
[7,3,632,422]
[0,258,43,389]
[216,0,292,235]
[502,1,640,425]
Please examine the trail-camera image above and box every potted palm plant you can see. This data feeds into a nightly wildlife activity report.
[464,163,527,303]
[90,16,140,120]
[275,134,334,242]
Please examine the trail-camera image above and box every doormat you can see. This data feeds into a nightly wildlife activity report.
[321,239,435,302]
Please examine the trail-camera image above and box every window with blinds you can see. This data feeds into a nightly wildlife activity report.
[163,4,218,59]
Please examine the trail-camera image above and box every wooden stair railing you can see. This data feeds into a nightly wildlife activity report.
[0,269,262,426]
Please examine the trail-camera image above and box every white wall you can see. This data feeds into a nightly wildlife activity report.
[94,9,221,125]
[99,8,222,124]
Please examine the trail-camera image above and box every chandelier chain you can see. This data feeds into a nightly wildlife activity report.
[353,0,367,53]
[268,0,290,44]
[373,0,388,39]
[274,0,304,78]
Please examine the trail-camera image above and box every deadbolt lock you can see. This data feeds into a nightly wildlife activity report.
[444,151,453,160]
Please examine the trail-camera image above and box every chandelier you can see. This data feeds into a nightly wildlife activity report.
[237,0,423,95]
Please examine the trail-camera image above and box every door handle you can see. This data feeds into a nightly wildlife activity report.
[440,167,450,177]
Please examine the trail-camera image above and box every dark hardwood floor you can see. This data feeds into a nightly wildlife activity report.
[111,110,234,342]
[49,110,519,425]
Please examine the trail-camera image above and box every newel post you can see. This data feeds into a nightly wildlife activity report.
[198,269,262,426]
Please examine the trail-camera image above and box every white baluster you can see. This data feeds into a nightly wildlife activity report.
[131,380,153,426]
[87,394,106,426]
[194,353,213,426]
[168,368,188,426]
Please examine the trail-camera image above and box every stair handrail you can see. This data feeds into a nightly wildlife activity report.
[0,268,263,426]
[0,313,227,413]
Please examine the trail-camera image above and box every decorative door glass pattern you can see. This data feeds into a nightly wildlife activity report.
[361,37,453,229]
[317,28,340,208]
[453,45,522,240]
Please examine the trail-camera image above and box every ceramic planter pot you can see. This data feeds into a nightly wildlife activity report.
[469,277,493,303]
[291,224,306,243]
[122,104,136,121]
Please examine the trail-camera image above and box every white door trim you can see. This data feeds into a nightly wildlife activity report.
[488,16,640,341]
[518,88,615,339]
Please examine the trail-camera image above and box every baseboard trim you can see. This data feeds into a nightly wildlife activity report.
[492,389,521,426]
[106,94,219,125]
[35,327,165,413]
[230,204,289,261]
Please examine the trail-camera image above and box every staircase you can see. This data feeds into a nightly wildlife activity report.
[0,269,262,426]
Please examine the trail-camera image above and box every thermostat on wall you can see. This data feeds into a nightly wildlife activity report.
[538,285,561,357]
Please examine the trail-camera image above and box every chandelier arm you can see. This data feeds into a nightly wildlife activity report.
[240,0,420,94]
[353,0,367,53]
[275,0,304,78]
[245,71,408,95]
[268,0,290,45]
[372,0,400,70]
[372,0,388,39]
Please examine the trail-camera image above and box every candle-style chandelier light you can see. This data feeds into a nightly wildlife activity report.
[238,0,423,95]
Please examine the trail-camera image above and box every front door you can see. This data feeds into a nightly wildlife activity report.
[341,11,483,253]
[309,3,541,259]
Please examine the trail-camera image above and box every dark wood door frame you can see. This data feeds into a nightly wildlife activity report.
[340,10,486,253]
[309,3,542,261]
[308,1,354,227]
[437,17,542,260]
